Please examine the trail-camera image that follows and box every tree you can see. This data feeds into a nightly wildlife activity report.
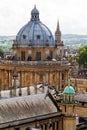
[78,45,87,68]
[68,55,73,63]
[0,48,4,56]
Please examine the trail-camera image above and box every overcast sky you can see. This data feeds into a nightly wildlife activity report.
[0,0,87,35]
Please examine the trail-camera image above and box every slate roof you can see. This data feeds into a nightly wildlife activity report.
[75,93,87,103]
[0,93,61,127]
[17,6,55,47]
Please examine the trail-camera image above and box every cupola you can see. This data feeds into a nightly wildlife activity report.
[62,79,75,104]
[31,5,40,21]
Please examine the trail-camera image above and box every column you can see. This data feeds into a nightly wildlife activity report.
[1,70,5,90]
[42,124,46,130]
[58,71,60,90]
[47,123,50,130]
[9,70,12,88]
[6,70,9,89]
[59,71,62,91]
[48,71,50,85]
[26,72,30,87]
[55,121,59,130]
[23,71,25,87]
[34,83,37,94]
[18,71,22,96]
[27,71,31,86]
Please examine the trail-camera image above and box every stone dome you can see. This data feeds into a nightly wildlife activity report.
[63,79,75,94]
[16,6,55,47]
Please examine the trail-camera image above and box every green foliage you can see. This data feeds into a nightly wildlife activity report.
[68,56,73,63]
[78,45,87,68]
[0,48,4,56]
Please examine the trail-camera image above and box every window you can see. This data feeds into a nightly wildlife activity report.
[62,73,64,80]
[21,51,25,61]
[47,55,51,60]
[36,52,41,61]
[37,35,40,39]
[27,55,32,61]
[23,35,26,39]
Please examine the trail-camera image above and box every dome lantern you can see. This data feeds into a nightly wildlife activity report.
[31,5,40,21]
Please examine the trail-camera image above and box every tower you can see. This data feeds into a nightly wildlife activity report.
[55,21,64,57]
[61,79,76,130]
[55,20,61,44]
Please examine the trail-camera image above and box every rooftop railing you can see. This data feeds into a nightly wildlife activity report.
[0,60,68,66]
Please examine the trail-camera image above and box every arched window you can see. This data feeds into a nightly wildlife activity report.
[23,35,26,39]
[21,51,25,61]
[36,52,41,61]
[27,55,32,61]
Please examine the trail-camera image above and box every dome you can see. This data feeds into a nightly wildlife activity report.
[63,86,75,94]
[16,6,55,47]
[63,79,75,94]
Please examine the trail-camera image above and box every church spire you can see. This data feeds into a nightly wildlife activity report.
[55,20,61,43]
[56,20,60,32]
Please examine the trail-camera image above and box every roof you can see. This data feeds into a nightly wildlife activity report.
[31,5,39,14]
[63,79,75,94]
[16,6,54,47]
[75,93,87,103]
[0,93,61,125]
[77,122,87,130]
[63,86,75,94]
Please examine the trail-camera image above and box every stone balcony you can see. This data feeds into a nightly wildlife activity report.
[0,60,69,66]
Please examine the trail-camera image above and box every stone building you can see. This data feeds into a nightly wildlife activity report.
[70,78,87,93]
[0,84,77,130]
[0,93,63,130]
[0,6,69,91]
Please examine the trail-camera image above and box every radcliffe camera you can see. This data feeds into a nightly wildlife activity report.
[0,1,87,130]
